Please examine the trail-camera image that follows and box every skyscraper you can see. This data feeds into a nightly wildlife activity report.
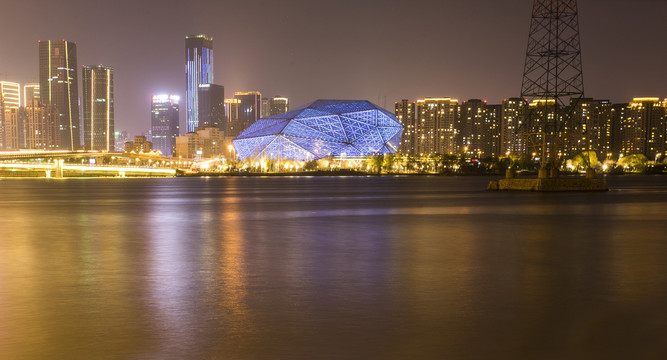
[151,95,180,156]
[39,40,79,150]
[197,83,225,131]
[185,34,213,133]
[234,91,261,124]
[82,65,114,151]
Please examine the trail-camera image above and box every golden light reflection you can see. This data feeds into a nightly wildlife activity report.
[218,188,253,336]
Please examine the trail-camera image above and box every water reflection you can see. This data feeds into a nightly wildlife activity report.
[0,176,666,358]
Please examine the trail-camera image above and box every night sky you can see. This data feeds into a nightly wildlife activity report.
[2,0,666,136]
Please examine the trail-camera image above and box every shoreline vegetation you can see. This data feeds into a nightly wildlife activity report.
[1,152,665,178]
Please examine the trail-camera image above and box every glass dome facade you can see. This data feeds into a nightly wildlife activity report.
[233,100,403,161]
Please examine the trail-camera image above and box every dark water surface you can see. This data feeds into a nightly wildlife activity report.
[1,176,666,359]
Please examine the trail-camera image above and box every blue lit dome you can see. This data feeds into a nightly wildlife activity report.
[232,100,403,161]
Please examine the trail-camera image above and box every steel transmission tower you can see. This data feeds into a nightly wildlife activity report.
[518,0,584,177]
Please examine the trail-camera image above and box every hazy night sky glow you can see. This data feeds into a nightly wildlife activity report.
[1,0,666,135]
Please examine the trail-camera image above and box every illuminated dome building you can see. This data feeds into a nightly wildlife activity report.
[232,100,403,161]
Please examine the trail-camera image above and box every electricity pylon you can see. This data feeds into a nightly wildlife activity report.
[517,0,585,178]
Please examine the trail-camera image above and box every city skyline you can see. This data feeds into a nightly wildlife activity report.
[2,0,667,136]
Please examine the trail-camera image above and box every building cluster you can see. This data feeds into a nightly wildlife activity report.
[0,35,289,159]
[0,40,114,151]
[154,34,289,159]
[396,97,667,160]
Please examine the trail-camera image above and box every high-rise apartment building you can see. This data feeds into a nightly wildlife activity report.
[269,96,289,116]
[501,98,527,156]
[234,91,261,123]
[618,98,666,158]
[151,95,180,156]
[485,104,502,158]
[24,103,57,150]
[82,65,114,151]
[395,99,416,154]
[458,99,487,157]
[185,34,213,133]
[39,40,79,150]
[197,83,225,132]
[415,98,458,154]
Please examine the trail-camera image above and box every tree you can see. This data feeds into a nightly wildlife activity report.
[570,151,598,170]
[618,154,648,172]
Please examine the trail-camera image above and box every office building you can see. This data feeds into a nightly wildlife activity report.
[151,95,180,156]
[82,65,114,151]
[39,40,80,150]
[261,97,271,118]
[185,34,213,133]
[234,91,261,123]
[197,84,225,131]
[270,96,289,116]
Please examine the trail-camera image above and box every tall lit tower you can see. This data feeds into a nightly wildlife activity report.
[39,40,80,150]
[151,95,180,156]
[185,34,213,133]
[82,65,114,151]
[518,0,584,175]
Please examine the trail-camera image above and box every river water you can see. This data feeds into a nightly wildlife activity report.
[0,176,666,359]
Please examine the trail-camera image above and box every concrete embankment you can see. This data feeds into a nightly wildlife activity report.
[487,178,608,192]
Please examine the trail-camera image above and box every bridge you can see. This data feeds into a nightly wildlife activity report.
[0,150,185,177]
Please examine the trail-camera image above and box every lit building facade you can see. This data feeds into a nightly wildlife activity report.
[185,34,213,133]
[233,100,403,161]
[618,98,666,158]
[39,40,79,150]
[234,91,262,123]
[174,126,225,159]
[415,98,458,154]
[395,99,416,154]
[124,135,153,153]
[501,98,527,155]
[270,96,289,116]
[24,103,57,150]
[261,97,271,118]
[82,65,114,151]
[1,81,21,150]
[197,84,225,132]
[151,95,180,156]
[0,81,21,108]
[23,83,39,107]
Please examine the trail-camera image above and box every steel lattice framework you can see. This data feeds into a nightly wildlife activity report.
[518,0,584,164]
[233,100,403,161]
